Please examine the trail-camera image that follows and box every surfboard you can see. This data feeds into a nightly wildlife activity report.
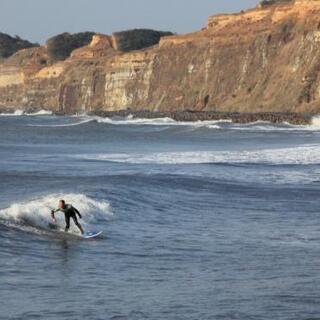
[82,231,102,239]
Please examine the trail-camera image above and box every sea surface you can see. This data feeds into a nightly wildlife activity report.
[1,112,320,320]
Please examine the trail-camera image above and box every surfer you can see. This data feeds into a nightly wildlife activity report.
[51,200,84,234]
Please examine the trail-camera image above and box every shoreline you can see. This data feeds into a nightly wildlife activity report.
[0,107,315,125]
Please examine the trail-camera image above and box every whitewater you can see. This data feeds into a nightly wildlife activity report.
[1,113,320,320]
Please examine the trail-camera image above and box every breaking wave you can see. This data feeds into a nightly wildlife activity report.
[0,109,53,116]
[82,114,320,132]
[95,116,231,127]
[0,110,25,116]
[0,193,112,235]
[26,110,53,116]
[76,145,320,165]
[72,114,320,132]
[2,111,320,132]
[28,118,95,127]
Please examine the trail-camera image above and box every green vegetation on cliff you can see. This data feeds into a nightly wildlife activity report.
[112,29,173,52]
[259,0,292,7]
[46,32,95,61]
[0,33,38,59]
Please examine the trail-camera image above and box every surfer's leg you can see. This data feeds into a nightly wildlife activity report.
[72,215,84,235]
[65,214,70,233]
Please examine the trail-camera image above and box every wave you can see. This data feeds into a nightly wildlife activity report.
[76,145,320,165]
[0,193,112,235]
[70,113,320,132]
[0,109,53,116]
[226,121,320,132]
[28,118,95,127]
[96,115,232,127]
[2,111,320,132]
[27,115,231,129]
[310,115,320,128]
[26,110,53,116]
[83,115,320,132]
[0,109,24,116]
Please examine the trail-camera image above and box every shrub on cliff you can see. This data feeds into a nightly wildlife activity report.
[259,0,292,7]
[0,33,38,59]
[112,29,173,52]
[46,32,95,61]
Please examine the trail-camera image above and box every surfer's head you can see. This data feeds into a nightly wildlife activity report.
[59,199,66,209]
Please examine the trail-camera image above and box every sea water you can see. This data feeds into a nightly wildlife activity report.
[1,113,320,320]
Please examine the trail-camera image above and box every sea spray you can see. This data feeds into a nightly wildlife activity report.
[311,115,320,128]
[0,109,52,116]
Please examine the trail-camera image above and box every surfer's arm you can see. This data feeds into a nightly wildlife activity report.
[51,208,60,222]
[73,207,82,219]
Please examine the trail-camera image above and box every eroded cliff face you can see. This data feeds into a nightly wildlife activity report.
[2,0,320,114]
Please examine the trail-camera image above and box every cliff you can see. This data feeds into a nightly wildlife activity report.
[2,0,320,116]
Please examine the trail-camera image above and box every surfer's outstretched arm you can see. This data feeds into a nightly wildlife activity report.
[51,208,60,222]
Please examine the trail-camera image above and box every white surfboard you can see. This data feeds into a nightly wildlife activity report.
[82,231,102,239]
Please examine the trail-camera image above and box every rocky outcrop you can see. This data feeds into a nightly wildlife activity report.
[71,34,114,59]
[2,1,320,118]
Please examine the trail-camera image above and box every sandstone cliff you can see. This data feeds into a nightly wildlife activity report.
[2,0,320,115]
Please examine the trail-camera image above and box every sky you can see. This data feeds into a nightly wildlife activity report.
[0,0,258,44]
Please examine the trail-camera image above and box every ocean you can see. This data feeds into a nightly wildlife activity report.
[1,112,320,320]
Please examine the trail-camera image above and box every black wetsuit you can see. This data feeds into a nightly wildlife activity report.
[52,204,82,231]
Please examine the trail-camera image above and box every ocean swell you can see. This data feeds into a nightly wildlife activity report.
[75,145,320,165]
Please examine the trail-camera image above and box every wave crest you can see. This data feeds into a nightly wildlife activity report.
[76,145,320,165]
[0,109,52,116]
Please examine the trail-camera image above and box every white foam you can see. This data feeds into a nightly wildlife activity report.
[26,110,53,116]
[90,115,320,132]
[96,115,232,127]
[0,110,24,116]
[0,193,112,234]
[28,118,94,127]
[0,109,52,116]
[310,115,320,129]
[77,145,320,165]
[14,109,24,116]
[2,111,320,132]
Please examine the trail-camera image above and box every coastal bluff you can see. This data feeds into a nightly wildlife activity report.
[1,0,320,120]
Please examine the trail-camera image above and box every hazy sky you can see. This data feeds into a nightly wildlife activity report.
[0,0,258,44]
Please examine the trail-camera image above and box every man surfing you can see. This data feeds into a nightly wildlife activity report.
[51,200,84,234]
